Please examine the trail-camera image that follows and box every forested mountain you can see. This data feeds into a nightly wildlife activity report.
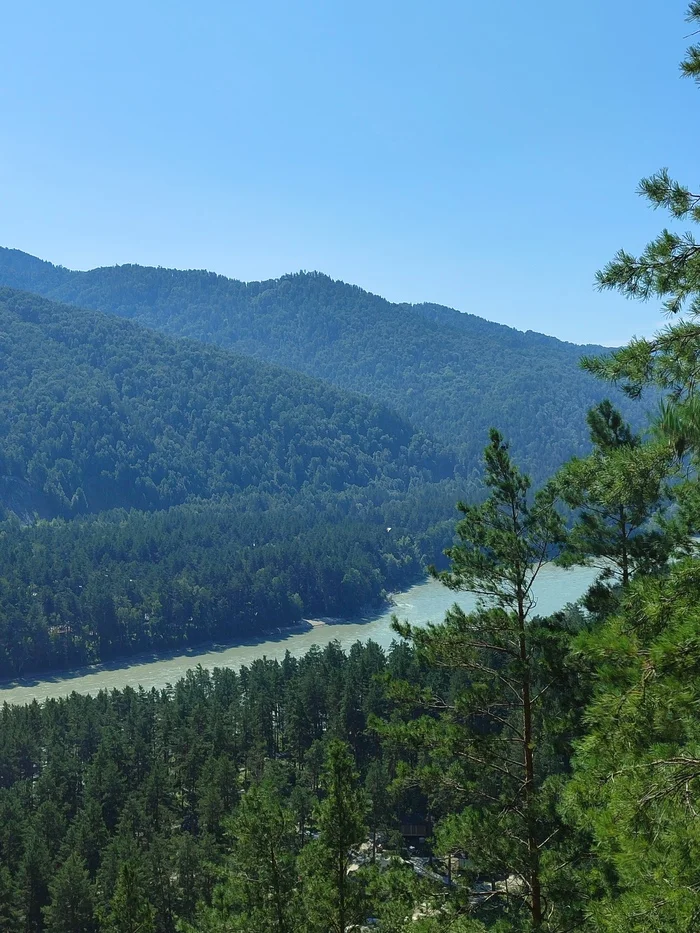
[0,249,645,483]
[0,286,465,675]
[6,5,700,933]
[0,287,456,519]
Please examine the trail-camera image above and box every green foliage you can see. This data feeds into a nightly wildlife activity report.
[0,642,445,933]
[43,854,96,933]
[196,780,298,933]
[0,489,456,677]
[681,2,700,82]
[0,287,455,518]
[388,431,583,931]
[104,862,156,933]
[4,10,700,931]
[430,429,565,609]
[582,7,700,459]
[561,18,700,924]
[552,401,679,600]
[0,285,473,676]
[0,864,21,930]
[563,560,700,931]
[364,862,434,933]
[0,250,645,485]
[299,740,368,933]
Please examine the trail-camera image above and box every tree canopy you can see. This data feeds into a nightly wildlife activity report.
[0,287,456,519]
[0,251,645,485]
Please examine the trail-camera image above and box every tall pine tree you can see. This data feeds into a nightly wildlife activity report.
[299,740,368,933]
[389,430,584,930]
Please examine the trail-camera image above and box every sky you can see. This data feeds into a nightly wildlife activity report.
[1,0,697,346]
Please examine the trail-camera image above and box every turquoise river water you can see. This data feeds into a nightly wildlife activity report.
[0,563,598,706]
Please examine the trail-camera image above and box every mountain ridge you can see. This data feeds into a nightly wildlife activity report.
[0,247,603,348]
[0,248,642,484]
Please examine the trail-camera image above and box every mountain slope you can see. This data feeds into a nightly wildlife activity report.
[0,287,455,519]
[0,248,644,483]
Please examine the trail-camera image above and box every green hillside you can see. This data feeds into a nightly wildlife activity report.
[0,286,464,674]
[0,248,648,483]
[0,287,455,519]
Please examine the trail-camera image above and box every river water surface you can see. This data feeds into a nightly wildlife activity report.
[0,564,598,706]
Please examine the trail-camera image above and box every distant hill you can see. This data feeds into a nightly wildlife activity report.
[0,287,456,519]
[0,248,646,483]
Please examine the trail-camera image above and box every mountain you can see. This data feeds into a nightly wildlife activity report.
[0,285,465,675]
[0,286,456,520]
[0,248,646,483]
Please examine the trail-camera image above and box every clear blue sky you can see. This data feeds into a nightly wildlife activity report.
[1,0,696,345]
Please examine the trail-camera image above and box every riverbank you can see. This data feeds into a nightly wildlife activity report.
[0,565,597,706]
[0,591,398,693]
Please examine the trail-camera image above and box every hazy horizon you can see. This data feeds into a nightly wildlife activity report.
[3,0,694,346]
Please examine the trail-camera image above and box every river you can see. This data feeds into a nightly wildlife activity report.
[0,563,598,706]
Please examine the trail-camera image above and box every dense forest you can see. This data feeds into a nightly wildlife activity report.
[0,487,459,677]
[0,391,696,932]
[5,5,700,932]
[0,287,457,519]
[0,250,645,485]
[0,639,468,933]
[0,286,471,675]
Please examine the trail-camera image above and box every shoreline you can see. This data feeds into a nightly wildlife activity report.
[0,592,401,693]
[0,565,598,707]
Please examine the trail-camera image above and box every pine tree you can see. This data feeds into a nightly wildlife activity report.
[389,430,580,930]
[0,863,21,931]
[552,400,678,603]
[299,739,368,933]
[173,832,216,925]
[64,797,109,878]
[562,560,700,931]
[195,780,298,933]
[365,759,391,862]
[42,853,96,933]
[18,829,51,933]
[555,12,700,928]
[104,861,156,933]
[364,862,435,933]
[290,775,314,848]
[583,4,700,459]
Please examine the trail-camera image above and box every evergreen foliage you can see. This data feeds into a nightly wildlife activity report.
[42,854,96,933]
[0,286,467,675]
[562,561,700,932]
[0,642,447,933]
[298,740,368,933]
[582,2,700,460]
[0,252,644,485]
[551,8,700,931]
[193,778,299,933]
[551,400,680,608]
[4,7,700,933]
[386,433,584,931]
[0,489,456,677]
[0,287,455,518]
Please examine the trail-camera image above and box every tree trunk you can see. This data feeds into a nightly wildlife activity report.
[619,506,629,587]
[338,853,346,933]
[519,593,543,929]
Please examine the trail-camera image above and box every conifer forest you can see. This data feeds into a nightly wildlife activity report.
[3,3,700,932]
